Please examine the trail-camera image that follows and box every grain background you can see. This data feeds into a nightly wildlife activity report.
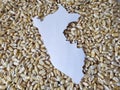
[0,0,120,90]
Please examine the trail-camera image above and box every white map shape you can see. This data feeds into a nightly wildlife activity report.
[33,5,85,84]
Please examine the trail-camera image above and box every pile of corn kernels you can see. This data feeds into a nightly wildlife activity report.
[0,0,120,90]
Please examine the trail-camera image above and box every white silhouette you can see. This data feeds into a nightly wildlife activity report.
[33,5,85,84]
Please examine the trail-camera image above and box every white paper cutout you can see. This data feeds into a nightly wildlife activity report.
[33,5,85,84]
